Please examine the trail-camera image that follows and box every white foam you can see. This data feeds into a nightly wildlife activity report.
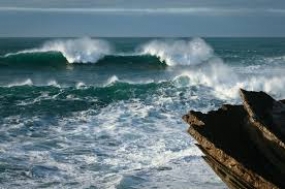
[102,75,166,87]
[264,55,285,65]
[47,80,61,88]
[6,79,64,88]
[76,81,87,89]
[172,59,285,101]
[4,37,112,63]
[4,37,215,66]
[0,83,222,188]
[139,38,214,66]
[104,75,120,86]
[7,78,33,87]
[92,99,202,157]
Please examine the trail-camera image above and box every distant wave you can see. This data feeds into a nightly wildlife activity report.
[3,76,166,88]
[4,59,285,103]
[138,37,215,66]
[1,37,216,66]
[3,37,112,63]
[0,52,166,68]
[0,51,68,68]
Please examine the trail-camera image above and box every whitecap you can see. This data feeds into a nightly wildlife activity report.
[7,78,33,87]
[139,38,214,66]
[4,37,112,63]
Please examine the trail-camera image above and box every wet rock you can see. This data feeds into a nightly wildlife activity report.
[183,89,285,189]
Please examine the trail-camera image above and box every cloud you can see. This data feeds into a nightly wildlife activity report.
[1,7,285,16]
[267,8,285,14]
[0,0,285,9]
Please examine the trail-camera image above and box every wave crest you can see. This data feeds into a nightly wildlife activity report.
[172,60,285,101]
[4,37,112,63]
[3,37,215,66]
[139,38,214,66]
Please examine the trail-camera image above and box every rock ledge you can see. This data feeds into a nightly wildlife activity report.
[183,89,285,189]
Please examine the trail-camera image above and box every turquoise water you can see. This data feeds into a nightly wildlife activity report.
[0,37,285,188]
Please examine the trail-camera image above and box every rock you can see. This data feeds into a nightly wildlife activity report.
[183,89,285,189]
[240,89,285,145]
[240,89,285,175]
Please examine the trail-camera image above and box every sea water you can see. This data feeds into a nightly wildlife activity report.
[0,37,285,188]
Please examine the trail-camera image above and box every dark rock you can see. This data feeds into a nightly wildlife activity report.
[240,89,285,176]
[183,89,285,189]
[240,89,285,145]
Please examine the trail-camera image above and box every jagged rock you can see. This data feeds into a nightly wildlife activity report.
[240,89,285,145]
[183,89,285,189]
[240,89,285,176]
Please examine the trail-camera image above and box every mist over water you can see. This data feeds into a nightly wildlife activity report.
[0,37,285,188]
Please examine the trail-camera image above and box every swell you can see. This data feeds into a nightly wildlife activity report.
[0,37,215,67]
[3,58,285,102]
[0,51,67,68]
[0,53,167,68]
[0,82,164,118]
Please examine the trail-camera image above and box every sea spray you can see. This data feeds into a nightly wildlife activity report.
[139,38,214,66]
[4,37,112,63]
[3,37,215,66]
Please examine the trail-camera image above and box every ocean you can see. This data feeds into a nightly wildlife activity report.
[0,37,285,188]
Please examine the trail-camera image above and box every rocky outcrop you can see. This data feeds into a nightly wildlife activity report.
[183,89,285,189]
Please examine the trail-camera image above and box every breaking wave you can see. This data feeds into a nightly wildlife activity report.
[172,60,285,101]
[139,37,215,66]
[4,60,285,103]
[1,37,215,66]
[3,37,112,63]
[2,37,285,101]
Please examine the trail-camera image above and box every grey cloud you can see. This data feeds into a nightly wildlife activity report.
[0,0,285,9]
[1,7,285,17]
[0,0,284,37]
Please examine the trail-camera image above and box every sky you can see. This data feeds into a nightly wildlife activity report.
[0,0,285,37]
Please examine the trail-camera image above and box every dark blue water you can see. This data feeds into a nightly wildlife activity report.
[0,37,285,188]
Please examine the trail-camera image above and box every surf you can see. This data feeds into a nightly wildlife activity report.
[3,37,112,63]
[1,37,216,67]
[138,37,215,66]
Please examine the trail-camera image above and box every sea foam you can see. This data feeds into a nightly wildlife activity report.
[4,37,214,66]
[139,38,214,66]
[4,37,112,63]
[172,59,285,101]
[7,79,33,87]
